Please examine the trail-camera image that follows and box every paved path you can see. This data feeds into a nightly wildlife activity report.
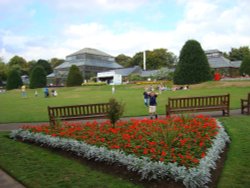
[0,109,244,188]
[0,170,25,188]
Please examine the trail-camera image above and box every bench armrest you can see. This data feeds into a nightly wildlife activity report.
[241,99,249,104]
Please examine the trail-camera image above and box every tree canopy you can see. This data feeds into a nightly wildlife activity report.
[126,48,177,70]
[224,46,250,61]
[115,54,131,68]
[35,59,53,75]
[239,55,250,76]
[8,55,27,68]
[173,40,212,84]
[49,58,64,68]
[8,55,28,75]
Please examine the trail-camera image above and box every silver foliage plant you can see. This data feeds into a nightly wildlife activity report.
[10,120,230,188]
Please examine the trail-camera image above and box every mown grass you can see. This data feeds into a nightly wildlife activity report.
[0,131,142,188]
[218,116,250,188]
[0,81,250,123]
[0,81,250,188]
[0,116,249,187]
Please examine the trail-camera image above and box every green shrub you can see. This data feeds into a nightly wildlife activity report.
[29,66,47,89]
[81,82,107,86]
[107,98,125,128]
[66,65,83,86]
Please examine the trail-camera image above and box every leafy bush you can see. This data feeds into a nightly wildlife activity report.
[66,65,83,86]
[107,98,125,127]
[6,69,22,90]
[128,74,146,81]
[29,66,47,89]
[81,82,107,86]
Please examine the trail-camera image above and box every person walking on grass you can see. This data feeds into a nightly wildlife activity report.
[21,85,27,98]
[148,91,158,119]
[143,88,149,107]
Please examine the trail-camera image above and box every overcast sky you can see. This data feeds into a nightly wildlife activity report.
[0,0,249,62]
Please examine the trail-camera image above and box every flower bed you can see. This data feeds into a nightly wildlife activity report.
[10,115,230,188]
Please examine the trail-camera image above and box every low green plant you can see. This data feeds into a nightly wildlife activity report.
[107,98,125,127]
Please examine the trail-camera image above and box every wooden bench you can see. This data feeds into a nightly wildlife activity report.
[48,103,110,126]
[241,93,250,115]
[166,94,230,116]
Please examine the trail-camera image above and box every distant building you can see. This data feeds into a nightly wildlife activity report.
[205,49,241,77]
[97,66,142,84]
[47,48,122,86]
[97,66,174,84]
[21,75,29,85]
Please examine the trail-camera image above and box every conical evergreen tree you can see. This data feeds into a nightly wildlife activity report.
[66,65,83,86]
[29,65,47,89]
[6,69,23,90]
[174,40,212,84]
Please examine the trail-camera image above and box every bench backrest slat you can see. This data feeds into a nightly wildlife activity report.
[168,94,229,108]
[166,94,230,116]
[48,103,110,125]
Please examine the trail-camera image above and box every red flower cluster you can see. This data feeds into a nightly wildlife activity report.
[22,114,219,168]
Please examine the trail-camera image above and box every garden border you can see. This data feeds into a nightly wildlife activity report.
[10,120,230,188]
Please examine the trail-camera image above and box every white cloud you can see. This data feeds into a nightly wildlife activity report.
[173,0,250,52]
[1,0,250,62]
[44,0,148,12]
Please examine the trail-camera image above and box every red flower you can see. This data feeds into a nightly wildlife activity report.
[143,148,148,155]
[161,151,167,157]
[23,114,219,168]
[201,152,206,158]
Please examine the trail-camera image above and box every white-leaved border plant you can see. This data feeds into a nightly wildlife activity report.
[10,120,230,188]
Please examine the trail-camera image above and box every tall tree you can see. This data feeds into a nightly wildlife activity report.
[33,59,53,75]
[239,55,250,76]
[6,68,23,90]
[29,66,47,89]
[66,65,83,86]
[226,46,250,61]
[173,39,212,84]
[115,54,131,68]
[8,55,27,68]
[50,58,64,68]
[27,60,37,73]
[128,49,177,70]
[8,55,28,75]
[129,52,143,67]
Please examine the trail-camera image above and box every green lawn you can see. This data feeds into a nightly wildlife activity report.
[0,81,250,123]
[0,116,249,187]
[218,116,250,188]
[0,132,142,188]
[0,81,250,187]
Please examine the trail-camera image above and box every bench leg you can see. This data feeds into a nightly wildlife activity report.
[222,110,225,116]
[241,103,244,114]
[222,109,230,116]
